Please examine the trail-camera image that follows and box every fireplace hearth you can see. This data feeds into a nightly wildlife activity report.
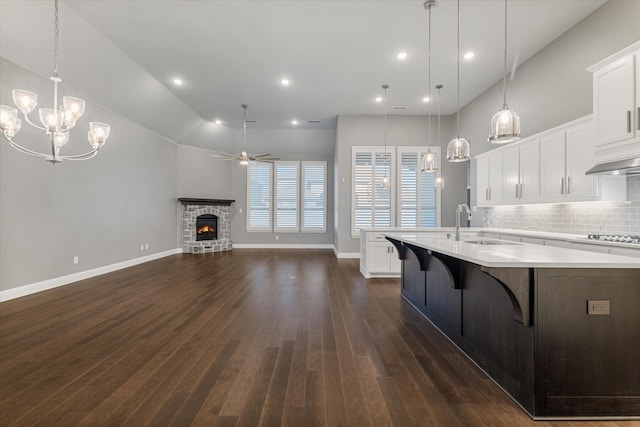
[179,198,235,253]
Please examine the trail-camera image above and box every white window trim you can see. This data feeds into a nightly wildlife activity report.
[301,161,327,233]
[351,146,396,237]
[396,146,442,228]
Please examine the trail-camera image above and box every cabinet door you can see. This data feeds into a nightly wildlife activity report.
[501,146,520,203]
[367,242,391,273]
[488,152,503,204]
[476,156,490,206]
[519,140,540,203]
[389,245,402,273]
[566,121,598,201]
[593,55,635,146]
[540,130,566,202]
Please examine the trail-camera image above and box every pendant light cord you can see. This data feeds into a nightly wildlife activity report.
[242,104,247,152]
[502,0,508,108]
[53,0,59,77]
[427,2,432,147]
[456,0,460,139]
[383,85,388,174]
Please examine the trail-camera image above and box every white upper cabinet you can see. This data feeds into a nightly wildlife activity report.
[476,116,626,207]
[502,139,540,204]
[589,41,640,162]
[476,151,503,207]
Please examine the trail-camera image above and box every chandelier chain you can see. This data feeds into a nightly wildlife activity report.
[53,0,59,76]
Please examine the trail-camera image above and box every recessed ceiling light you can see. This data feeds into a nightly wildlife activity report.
[291,120,299,125]
[463,52,475,60]
[173,78,183,86]
[397,52,408,60]
[281,78,290,86]
[214,119,222,125]
[375,96,383,103]
[422,97,430,103]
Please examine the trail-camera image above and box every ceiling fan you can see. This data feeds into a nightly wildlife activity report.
[210,104,279,165]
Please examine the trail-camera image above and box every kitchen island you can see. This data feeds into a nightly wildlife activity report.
[384,232,640,420]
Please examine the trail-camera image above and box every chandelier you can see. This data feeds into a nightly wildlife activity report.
[0,0,110,164]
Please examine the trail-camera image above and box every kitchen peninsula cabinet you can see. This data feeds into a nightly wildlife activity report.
[385,232,640,419]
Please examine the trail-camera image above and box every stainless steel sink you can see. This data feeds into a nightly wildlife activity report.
[463,240,518,246]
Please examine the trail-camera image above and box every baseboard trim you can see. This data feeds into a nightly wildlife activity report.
[232,243,334,249]
[333,249,360,259]
[0,248,183,302]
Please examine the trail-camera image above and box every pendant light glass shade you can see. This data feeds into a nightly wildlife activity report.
[446,137,470,162]
[421,149,438,173]
[434,174,445,189]
[488,0,520,144]
[447,0,470,162]
[489,107,520,143]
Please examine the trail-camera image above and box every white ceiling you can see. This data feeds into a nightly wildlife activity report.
[1,0,606,145]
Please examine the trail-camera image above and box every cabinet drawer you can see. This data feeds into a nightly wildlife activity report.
[367,232,388,242]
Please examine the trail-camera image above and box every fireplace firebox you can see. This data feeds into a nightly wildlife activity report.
[196,214,218,241]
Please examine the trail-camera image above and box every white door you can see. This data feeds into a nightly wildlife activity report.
[566,120,598,201]
[519,140,540,203]
[540,130,566,202]
[501,146,520,204]
[593,55,635,146]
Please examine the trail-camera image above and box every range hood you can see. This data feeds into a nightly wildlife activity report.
[585,157,640,176]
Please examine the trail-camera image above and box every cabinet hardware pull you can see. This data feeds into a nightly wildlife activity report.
[486,188,489,201]
[561,177,564,195]
[489,188,492,200]
[628,110,632,133]
[516,184,518,199]
[520,183,523,199]
[567,176,571,194]
[637,107,639,131]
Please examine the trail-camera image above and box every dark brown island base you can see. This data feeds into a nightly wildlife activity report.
[384,232,640,420]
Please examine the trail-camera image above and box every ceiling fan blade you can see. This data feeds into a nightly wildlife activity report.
[209,154,235,159]
[211,151,236,157]
[253,153,272,158]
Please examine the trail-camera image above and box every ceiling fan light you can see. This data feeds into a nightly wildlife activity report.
[240,150,249,165]
[446,137,470,162]
[488,106,520,143]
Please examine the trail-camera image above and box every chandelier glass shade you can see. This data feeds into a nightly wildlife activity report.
[0,0,110,164]
[446,0,470,162]
[488,0,520,144]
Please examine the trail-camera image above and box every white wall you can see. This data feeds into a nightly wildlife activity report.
[0,58,178,293]
[333,114,468,255]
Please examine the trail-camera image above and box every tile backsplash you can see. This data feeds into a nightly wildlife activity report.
[482,176,640,235]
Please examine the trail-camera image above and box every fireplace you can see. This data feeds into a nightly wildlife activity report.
[178,198,234,253]
[196,214,218,241]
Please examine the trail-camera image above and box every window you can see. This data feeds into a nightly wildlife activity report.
[301,161,327,232]
[352,147,394,236]
[247,163,272,231]
[398,146,441,228]
[274,161,299,231]
[247,160,327,233]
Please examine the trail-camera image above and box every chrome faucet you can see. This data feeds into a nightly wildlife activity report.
[454,203,472,241]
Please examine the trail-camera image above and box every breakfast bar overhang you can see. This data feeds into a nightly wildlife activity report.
[384,232,640,420]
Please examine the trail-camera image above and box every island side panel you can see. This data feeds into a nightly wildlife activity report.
[535,268,640,417]
[460,262,535,414]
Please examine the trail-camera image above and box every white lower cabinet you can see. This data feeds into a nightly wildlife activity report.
[360,230,402,278]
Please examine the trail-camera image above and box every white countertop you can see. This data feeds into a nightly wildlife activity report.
[383,232,640,269]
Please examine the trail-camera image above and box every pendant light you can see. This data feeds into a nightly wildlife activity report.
[488,0,520,143]
[381,84,391,189]
[421,0,438,173]
[446,0,470,162]
[434,84,445,189]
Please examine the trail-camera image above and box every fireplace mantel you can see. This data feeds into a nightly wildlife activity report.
[178,198,235,206]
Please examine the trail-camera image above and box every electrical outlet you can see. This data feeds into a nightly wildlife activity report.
[145,243,149,250]
[587,300,610,315]
[73,256,79,265]
[275,235,279,240]
[140,244,144,251]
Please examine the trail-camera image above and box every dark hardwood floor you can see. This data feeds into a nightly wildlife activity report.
[0,250,637,426]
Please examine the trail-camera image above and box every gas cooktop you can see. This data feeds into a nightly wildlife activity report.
[587,234,640,244]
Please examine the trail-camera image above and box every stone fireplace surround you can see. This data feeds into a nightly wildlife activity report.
[178,198,235,253]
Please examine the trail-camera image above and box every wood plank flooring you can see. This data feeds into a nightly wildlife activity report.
[0,249,637,426]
